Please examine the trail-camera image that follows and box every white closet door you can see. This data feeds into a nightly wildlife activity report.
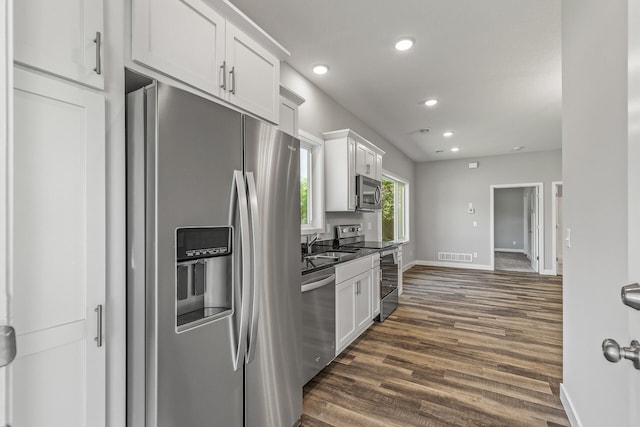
[10,68,105,427]
[14,0,104,89]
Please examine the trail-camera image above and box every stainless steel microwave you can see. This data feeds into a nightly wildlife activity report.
[356,175,382,211]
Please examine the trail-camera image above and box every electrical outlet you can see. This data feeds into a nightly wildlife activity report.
[367,222,372,230]
[513,241,516,246]
[473,252,478,258]
[473,221,478,227]
[326,223,331,234]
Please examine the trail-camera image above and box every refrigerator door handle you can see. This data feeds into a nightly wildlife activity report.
[230,170,251,371]
[246,172,261,363]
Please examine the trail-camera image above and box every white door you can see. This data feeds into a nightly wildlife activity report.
[8,68,105,427]
[14,0,104,89]
[0,3,11,424]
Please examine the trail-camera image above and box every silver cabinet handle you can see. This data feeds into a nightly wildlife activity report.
[230,170,251,371]
[219,61,227,90]
[94,305,103,347]
[0,325,16,367]
[93,32,102,75]
[229,66,236,94]
[246,172,261,363]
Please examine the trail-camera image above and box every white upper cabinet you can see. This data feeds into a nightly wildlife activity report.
[132,0,283,123]
[14,0,104,89]
[323,129,384,212]
[355,143,376,179]
[132,0,226,97]
[225,23,280,123]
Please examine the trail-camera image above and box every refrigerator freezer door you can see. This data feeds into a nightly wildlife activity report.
[243,116,302,427]
[127,83,245,427]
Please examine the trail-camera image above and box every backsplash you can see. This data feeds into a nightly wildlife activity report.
[301,211,381,244]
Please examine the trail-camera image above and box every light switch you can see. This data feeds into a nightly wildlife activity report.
[473,221,478,227]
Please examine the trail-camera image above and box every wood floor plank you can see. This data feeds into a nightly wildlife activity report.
[302,266,569,426]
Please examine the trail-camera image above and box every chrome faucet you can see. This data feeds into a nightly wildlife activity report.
[305,233,320,254]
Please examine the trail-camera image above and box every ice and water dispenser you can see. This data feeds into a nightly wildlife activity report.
[175,227,233,330]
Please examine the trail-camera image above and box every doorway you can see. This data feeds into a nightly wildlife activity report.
[490,183,544,273]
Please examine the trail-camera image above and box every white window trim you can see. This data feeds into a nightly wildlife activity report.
[382,170,410,244]
[299,130,325,235]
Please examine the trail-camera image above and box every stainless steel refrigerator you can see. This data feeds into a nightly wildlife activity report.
[126,81,301,427]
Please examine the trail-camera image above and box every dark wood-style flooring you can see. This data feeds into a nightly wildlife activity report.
[301,266,568,426]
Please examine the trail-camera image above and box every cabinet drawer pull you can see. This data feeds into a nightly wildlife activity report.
[229,66,236,94]
[93,32,102,75]
[220,61,227,90]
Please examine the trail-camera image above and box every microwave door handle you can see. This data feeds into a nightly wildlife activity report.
[245,172,261,364]
[374,186,382,205]
[229,170,251,371]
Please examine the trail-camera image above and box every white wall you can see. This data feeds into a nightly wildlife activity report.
[562,0,631,425]
[414,150,561,270]
[494,187,525,251]
[280,63,417,263]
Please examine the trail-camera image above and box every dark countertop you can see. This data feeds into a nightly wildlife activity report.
[300,243,383,275]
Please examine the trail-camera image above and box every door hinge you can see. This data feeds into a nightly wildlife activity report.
[536,256,539,260]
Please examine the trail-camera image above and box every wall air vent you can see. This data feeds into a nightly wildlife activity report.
[438,252,473,263]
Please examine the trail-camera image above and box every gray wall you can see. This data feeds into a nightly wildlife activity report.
[494,187,525,251]
[562,0,631,425]
[281,63,417,263]
[414,150,561,270]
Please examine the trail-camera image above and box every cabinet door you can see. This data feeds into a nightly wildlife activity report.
[355,144,367,176]
[14,0,104,89]
[132,0,225,97]
[11,68,105,427]
[355,272,372,332]
[371,266,381,317]
[375,154,383,181]
[225,23,280,123]
[336,280,356,355]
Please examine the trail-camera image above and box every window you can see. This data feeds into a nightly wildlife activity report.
[382,173,409,242]
[300,145,311,225]
[299,131,325,234]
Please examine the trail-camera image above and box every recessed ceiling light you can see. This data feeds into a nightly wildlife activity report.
[424,99,438,107]
[312,64,329,75]
[513,146,525,151]
[443,131,454,137]
[451,147,460,152]
[395,38,414,51]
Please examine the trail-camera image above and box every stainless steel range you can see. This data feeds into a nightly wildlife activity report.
[334,225,399,321]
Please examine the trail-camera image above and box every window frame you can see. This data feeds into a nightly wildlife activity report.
[299,130,325,235]
[381,171,410,243]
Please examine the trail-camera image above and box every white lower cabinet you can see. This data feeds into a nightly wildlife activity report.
[335,255,377,356]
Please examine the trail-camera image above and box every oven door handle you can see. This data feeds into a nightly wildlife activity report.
[302,275,335,293]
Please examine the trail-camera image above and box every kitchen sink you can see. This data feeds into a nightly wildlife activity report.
[304,250,358,262]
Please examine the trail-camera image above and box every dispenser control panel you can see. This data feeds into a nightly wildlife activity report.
[176,227,232,261]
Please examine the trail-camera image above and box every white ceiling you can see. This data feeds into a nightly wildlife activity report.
[230,0,562,162]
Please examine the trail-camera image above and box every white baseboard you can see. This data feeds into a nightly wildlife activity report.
[540,269,555,276]
[560,383,582,427]
[402,261,418,272]
[494,248,525,253]
[412,260,493,271]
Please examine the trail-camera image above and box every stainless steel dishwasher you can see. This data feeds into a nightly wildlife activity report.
[301,267,336,385]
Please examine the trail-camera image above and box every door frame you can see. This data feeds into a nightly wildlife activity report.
[551,181,563,276]
[490,183,544,273]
